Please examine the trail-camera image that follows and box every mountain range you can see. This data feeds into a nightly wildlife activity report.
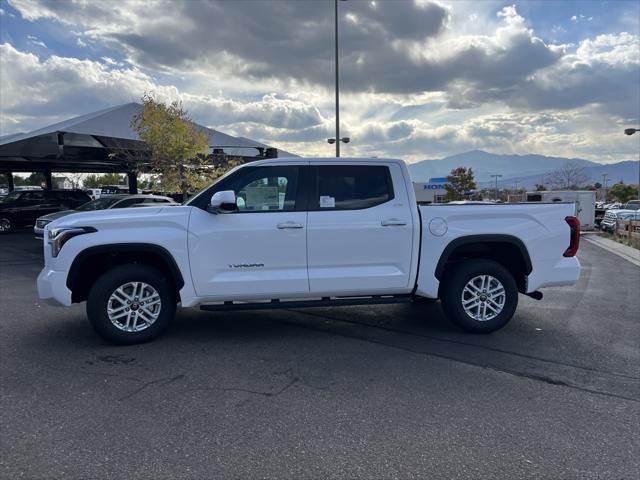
[407,150,639,190]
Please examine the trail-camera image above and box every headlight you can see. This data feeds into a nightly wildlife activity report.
[36,219,50,229]
[48,226,97,257]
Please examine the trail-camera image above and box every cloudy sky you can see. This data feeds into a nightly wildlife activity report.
[1,0,639,163]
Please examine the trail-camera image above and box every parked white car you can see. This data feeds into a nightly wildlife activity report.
[600,209,637,233]
[37,158,581,344]
[84,188,102,200]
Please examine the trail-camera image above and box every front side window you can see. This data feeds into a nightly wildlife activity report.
[77,197,122,211]
[23,191,45,201]
[227,166,299,212]
[311,165,394,210]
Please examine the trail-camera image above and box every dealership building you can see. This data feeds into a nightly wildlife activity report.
[413,177,448,203]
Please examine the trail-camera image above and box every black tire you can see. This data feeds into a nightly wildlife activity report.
[87,264,176,345]
[440,259,518,334]
[0,215,14,233]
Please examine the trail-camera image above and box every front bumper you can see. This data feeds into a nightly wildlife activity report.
[37,268,72,306]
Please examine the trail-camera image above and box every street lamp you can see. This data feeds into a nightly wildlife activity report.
[624,128,640,199]
[490,174,503,201]
[332,0,349,157]
[601,173,608,202]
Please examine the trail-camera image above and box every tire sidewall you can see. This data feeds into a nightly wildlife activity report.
[87,264,176,345]
[441,260,518,333]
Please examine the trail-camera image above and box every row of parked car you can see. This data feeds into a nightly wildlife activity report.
[598,200,640,233]
[0,188,178,235]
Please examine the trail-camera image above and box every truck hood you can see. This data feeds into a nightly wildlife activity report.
[606,209,635,216]
[47,205,193,231]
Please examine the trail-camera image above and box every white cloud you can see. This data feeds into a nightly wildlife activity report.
[0,43,325,147]
[2,2,639,163]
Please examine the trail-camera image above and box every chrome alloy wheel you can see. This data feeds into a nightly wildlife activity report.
[461,275,506,322]
[107,282,162,332]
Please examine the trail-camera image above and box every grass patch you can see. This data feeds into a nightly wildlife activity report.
[597,231,640,250]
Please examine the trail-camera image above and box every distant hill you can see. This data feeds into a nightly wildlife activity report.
[408,150,639,190]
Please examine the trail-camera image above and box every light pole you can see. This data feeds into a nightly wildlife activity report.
[490,174,502,201]
[327,0,349,157]
[601,173,608,202]
[624,128,640,199]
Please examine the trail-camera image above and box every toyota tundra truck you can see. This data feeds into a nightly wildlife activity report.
[37,158,581,344]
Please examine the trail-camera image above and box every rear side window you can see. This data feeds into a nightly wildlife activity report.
[73,191,90,201]
[114,198,143,208]
[311,165,394,210]
[56,192,73,200]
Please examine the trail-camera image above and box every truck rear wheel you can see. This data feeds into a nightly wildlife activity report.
[87,264,176,344]
[440,259,518,333]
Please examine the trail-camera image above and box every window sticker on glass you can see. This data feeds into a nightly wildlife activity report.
[320,195,335,208]
[245,187,280,210]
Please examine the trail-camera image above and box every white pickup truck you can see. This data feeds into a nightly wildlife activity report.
[37,158,581,344]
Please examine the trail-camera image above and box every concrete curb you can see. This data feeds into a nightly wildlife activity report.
[582,234,640,267]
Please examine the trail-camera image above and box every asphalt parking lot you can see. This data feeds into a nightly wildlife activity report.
[1,231,639,479]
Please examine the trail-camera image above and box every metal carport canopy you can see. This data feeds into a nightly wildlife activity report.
[0,102,296,174]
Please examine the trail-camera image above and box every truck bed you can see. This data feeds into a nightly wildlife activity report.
[415,202,580,298]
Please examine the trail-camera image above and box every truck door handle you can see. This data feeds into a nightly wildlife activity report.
[277,222,304,229]
[381,218,407,226]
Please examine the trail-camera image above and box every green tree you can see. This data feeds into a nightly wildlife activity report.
[13,172,46,187]
[132,93,210,195]
[534,183,547,191]
[84,173,126,188]
[609,182,637,204]
[445,167,476,201]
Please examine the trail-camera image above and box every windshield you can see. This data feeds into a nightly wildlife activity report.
[1,191,23,202]
[76,197,123,211]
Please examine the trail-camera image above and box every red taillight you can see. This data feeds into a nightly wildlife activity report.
[564,216,580,257]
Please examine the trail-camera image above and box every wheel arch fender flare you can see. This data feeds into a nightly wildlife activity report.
[434,234,533,281]
[66,243,185,292]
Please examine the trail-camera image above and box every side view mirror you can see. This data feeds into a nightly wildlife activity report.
[208,190,237,213]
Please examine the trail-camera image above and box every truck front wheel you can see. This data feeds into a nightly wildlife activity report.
[440,260,518,333]
[86,264,176,344]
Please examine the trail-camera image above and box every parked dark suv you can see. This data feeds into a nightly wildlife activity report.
[0,189,91,233]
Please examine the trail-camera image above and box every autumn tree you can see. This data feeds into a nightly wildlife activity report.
[546,162,589,190]
[609,182,637,204]
[65,172,84,189]
[445,167,476,201]
[131,94,210,195]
